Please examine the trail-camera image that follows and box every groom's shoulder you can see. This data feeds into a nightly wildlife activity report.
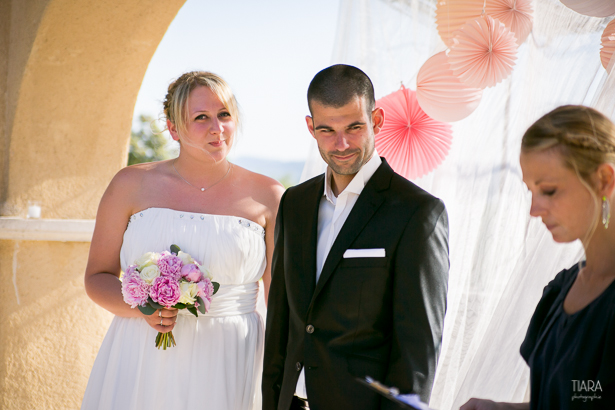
[285,173,324,198]
[385,171,446,213]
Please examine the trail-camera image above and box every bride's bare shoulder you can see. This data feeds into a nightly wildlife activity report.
[111,160,171,186]
[232,164,285,208]
[102,160,173,209]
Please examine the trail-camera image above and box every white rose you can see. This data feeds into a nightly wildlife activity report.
[178,281,198,305]
[178,251,194,265]
[139,264,161,285]
[135,252,157,270]
[199,265,213,281]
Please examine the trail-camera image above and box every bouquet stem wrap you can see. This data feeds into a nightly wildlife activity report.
[155,331,176,350]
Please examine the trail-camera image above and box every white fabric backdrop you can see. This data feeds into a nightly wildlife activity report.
[300,1,614,408]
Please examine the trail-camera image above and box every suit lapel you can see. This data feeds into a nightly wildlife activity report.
[308,160,393,309]
[300,175,325,305]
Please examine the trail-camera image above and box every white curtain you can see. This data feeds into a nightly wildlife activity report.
[301,1,614,408]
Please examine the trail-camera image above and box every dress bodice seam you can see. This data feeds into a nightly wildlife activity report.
[126,207,266,236]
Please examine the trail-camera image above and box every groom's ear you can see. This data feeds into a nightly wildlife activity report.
[305,115,316,138]
[371,107,385,135]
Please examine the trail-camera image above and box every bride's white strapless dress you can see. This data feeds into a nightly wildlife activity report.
[81,208,266,410]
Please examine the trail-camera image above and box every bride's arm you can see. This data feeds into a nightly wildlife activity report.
[85,167,138,316]
[84,166,176,332]
[260,180,285,307]
[262,229,273,306]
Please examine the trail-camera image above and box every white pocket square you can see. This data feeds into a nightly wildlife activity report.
[343,248,386,258]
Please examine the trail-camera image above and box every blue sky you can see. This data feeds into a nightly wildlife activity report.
[133,0,340,161]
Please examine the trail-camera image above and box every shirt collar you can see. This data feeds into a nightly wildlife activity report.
[323,150,382,204]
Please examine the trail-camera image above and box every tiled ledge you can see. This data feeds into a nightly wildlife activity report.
[0,217,95,242]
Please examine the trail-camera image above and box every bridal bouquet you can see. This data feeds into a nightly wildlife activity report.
[121,244,219,349]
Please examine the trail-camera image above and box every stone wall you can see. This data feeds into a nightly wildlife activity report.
[0,0,185,408]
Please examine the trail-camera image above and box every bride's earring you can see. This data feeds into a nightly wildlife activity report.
[602,196,611,229]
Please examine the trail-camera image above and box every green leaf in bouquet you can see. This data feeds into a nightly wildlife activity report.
[212,281,220,295]
[138,303,157,316]
[187,306,198,317]
[148,299,164,310]
[170,244,181,255]
[196,296,207,314]
[172,302,186,309]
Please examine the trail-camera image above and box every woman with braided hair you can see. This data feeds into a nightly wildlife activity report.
[81,71,284,409]
[462,105,615,409]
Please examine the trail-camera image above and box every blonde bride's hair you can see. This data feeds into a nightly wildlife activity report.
[163,71,241,138]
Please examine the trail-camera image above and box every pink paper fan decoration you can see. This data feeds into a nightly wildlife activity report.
[601,19,615,72]
[436,0,533,46]
[375,86,453,180]
[448,15,518,88]
[417,51,483,122]
[561,0,615,17]
[485,0,533,45]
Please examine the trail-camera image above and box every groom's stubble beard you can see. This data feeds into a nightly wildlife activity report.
[318,134,375,177]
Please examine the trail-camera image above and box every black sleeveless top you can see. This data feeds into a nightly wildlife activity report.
[520,264,615,409]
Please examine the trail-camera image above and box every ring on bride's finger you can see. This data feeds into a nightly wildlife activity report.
[158,310,162,318]
[160,318,163,326]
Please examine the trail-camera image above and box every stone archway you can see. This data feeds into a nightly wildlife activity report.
[0,0,185,408]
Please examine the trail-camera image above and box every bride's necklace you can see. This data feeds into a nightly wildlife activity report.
[172,159,232,192]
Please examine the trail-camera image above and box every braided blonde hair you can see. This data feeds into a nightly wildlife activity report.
[163,71,240,139]
[522,105,615,244]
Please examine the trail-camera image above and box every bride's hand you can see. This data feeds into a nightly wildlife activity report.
[142,308,178,333]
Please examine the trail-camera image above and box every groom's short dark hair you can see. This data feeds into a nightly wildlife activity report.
[307,64,375,116]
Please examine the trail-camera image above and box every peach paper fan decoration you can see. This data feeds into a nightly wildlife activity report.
[485,0,533,45]
[436,0,485,46]
[561,0,615,17]
[436,0,533,46]
[416,51,483,122]
[601,19,615,72]
[448,15,518,88]
[375,86,453,180]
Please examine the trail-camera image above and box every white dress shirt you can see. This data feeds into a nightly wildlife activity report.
[295,151,382,399]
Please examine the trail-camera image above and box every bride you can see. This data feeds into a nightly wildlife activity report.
[81,71,284,409]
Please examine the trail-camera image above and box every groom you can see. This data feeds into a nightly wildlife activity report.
[263,65,449,410]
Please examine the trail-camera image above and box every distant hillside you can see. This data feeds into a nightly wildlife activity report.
[231,157,305,187]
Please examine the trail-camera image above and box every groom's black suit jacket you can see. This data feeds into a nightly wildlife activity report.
[263,159,449,410]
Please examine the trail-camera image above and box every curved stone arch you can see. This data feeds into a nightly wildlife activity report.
[0,1,185,408]
[2,0,186,219]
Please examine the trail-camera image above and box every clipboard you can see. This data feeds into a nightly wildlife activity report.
[355,376,433,410]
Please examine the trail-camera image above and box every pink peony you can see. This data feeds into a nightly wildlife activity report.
[122,274,149,308]
[197,278,215,300]
[200,297,211,312]
[181,264,203,282]
[157,252,183,278]
[124,264,138,279]
[150,276,181,308]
